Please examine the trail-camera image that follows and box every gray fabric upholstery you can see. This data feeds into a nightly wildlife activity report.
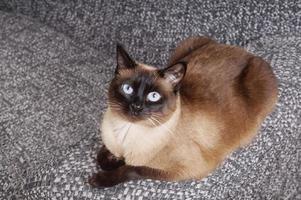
[0,1,300,199]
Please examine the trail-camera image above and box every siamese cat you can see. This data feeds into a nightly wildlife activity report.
[89,36,278,187]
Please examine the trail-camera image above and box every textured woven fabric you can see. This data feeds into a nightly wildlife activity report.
[1,0,300,66]
[0,0,300,199]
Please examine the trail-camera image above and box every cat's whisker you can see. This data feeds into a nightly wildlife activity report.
[110,106,121,110]
[147,118,158,127]
[150,112,163,117]
[108,100,123,105]
[151,114,164,124]
[109,107,122,112]
[150,116,175,135]
[109,105,121,108]
[109,102,123,107]
[108,102,123,110]
[151,114,162,120]
[113,124,128,133]
[122,123,132,143]
[150,116,161,125]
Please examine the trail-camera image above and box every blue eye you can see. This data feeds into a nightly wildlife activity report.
[147,91,161,102]
[122,84,133,95]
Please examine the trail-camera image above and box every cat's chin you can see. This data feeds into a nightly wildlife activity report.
[113,112,161,128]
[111,111,145,122]
[108,106,176,127]
[125,115,145,123]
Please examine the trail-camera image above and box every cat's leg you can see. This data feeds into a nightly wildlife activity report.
[89,165,171,187]
[97,145,125,171]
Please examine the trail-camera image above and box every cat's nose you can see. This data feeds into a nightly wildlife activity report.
[130,103,143,114]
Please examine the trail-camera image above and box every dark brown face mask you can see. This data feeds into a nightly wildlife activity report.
[107,44,186,122]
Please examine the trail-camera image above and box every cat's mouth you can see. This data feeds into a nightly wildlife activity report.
[117,109,160,127]
[108,103,166,126]
[126,111,166,127]
[126,111,149,122]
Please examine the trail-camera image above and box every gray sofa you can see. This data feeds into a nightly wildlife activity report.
[0,0,300,199]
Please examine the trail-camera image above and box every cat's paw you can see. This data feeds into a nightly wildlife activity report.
[88,172,120,188]
[97,146,125,171]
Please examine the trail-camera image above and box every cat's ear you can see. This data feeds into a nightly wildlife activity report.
[116,44,136,73]
[159,62,187,90]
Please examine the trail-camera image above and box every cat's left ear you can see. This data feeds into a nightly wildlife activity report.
[116,44,136,73]
[159,62,187,90]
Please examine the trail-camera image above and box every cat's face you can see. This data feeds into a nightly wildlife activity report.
[108,44,186,125]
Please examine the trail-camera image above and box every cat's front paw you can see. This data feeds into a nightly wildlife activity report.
[97,146,125,171]
[88,172,121,188]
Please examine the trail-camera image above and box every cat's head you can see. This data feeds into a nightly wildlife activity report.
[108,44,186,125]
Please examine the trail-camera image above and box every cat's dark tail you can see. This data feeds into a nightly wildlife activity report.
[168,36,215,66]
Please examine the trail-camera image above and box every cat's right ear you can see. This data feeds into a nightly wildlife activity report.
[116,44,136,74]
[159,62,187,91]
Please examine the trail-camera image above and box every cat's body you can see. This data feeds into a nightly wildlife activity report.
[89,36,278,187]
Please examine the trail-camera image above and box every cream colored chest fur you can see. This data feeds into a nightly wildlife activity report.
[101,108,180,166]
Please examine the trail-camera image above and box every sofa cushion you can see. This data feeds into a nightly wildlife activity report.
[1,0,299,66]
